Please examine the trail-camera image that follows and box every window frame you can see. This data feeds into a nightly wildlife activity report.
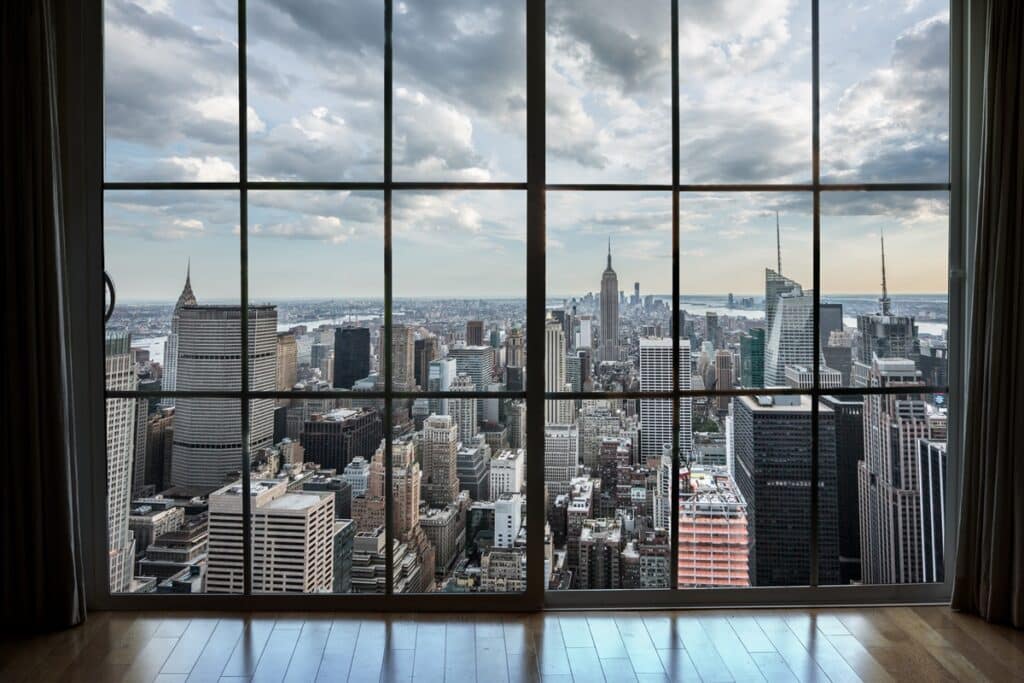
[80,0,970,611]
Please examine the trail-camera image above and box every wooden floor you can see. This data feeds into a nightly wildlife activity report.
[1,606,1022,682]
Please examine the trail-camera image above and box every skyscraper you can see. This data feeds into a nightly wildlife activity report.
[161,261,197,406]
[106,332,138,593]
[858,358,944,584]
[740,329,765,388]
[383,324,416,392]
[334,327,370,389]
[918,439,947,583]
[414,336,439,390]
[505,327,525,369]
[421,415,460,507]
[677,466,750,588]
[543,424,579,498]
[639,337,693,462]
[764,289,815,387]
[600,238,620,362]
[544,319,572,424]
[300,407,383,471]
[466,320,484,347]
[733,395,840,586]
[276,332,297,391]
[856,234,919,367]
[714,350,734,411]
[821,394,865,584]
[448,373,477,443]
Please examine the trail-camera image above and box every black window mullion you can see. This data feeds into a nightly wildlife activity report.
[670,0,681,592]
[383,0,395,598]
[810,0,822,588]
[238,0,253,597]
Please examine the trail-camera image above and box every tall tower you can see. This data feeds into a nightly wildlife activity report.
[600,238,620,362]
[161,261,197,406]
[764,288,815,387]
[421,415,460,507]
[170,301,278,491]
[544,319,570,424]
[855,233,919,369]
[448,373,478,443]
[639,337,693,462]
[334,327,370,389]
[106,332,138,593]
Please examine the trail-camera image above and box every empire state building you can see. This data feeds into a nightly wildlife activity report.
[600,238,619,362]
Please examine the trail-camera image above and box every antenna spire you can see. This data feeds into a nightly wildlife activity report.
[880,230,891,315]
[607,235,612,269]
[775,211,782,274]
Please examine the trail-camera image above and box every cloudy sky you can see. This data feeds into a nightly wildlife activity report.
[104,0,949,301]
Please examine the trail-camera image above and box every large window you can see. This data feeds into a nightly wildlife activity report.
[103,0,952,604]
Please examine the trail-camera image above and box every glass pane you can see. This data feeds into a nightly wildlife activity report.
[104,0,239,181]
[715,394,818,587]
[820,192,949,388]
[546,0,672,183]
[820,1,950,183]
[390,405,527,593]
[248,191,384,391]
[679,193,814,391]
[679,0,812,183]
[394,0,526,181]
[242,398,384,594]
[247,0,384,181]
[104,190,240,392]
[110,394,242,594]
[547,192,672,393]
[546,399,673,591]
[391,191,526,395]
[821,390,948,585]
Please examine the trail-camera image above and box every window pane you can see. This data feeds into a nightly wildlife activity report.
[679,0,812,183]
[821,390,948,585]
[725,394,819,587]
[104,0,239,181]
[820,192,949,388]
[248,191,384,391]
[394,0,526,181]
[110,394,241,594]
[546,399,673,591]
[679,193,813,392]
[547,192,673,393]
[247,0,384,181]
[391,191,526,395]
[393,406,528,593]
[547,0,672,183]
[104,190,240,392]
[820,1,950,183]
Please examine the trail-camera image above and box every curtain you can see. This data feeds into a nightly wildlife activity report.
[0,0,87,630]
[952,0,1024,628]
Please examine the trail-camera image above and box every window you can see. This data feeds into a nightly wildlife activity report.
[103,0,953,605]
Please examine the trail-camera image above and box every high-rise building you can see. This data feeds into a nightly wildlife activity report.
[480,547,527,592]
[577,518,623,589]
[414,336,440,390]
[578,402,622,472]
[733,395,840,586]
[170,303,277,491]
[859,358,944,584]
[342,456,371,497]
[275,332,297,392]
[207,479,335,593]
[784,364,842,390]
[600,239,620,362]
[495,493,524,548]
[639,337,693,462]
[490,448,525,499]
[384,324,416,392]
[427,357,457,415]
[505,400,526,450]
[422,415,460,507]
[740,328,765,388]
[161,262,197,406]
[144,406,174,493]
[466,320,485,347]
[300,407,382,471]
[705,312,721,349]
[764,289,815,387]
[544,320,573,424]
[764,267,801,338]
[303,472,353,520]
[821,395,865,584]
[456,443,490,501]
[714,350,734,411]
[918,439,947,583]
[505,327,524,368]
[333,327,370,389]
[857,234,919,365]
[544,424,579,498]
[448,373,477,442]
[106,332,138,593]
[819,303,844,350]
[677,466,750,587]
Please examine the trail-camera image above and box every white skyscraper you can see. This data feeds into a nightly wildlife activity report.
[448,373,477,444]
[544,424,579,497]
[764,291,815,387]
[207,479,335,593]
[495,493,524,548]
[170,300,278,491]
[639,337,693,462]
[428,357,457,415]
[489,448,525,499]
[105,332,137,593]
[545,319,572,424]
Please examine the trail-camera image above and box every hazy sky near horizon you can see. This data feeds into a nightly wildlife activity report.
[103,0,950,301]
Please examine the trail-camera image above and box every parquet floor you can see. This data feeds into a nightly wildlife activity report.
[1,606,1022,682]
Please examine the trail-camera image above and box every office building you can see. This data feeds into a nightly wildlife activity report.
[677,467,750,588]
[495,493,524,548]
[466,320,484,346]
[544,424,579,498]
[448,373,477,442]
[106,332,138,593]
[334,327,371,390]
[300,407,382,472]
[456,443,490,501]
[490,448,525,499]
[276,332,298,392]
[639,337,693,462]
[740,328,765,388]
[422,415,461,507]
[600,239,620,362]
[918,439,947,583]
[821,394,866,584]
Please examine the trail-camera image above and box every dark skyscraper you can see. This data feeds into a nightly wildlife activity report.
[917,439,947,583]
[821,394,865,584]
[733,395,839,586]
[334,327,370,389]
[740,329,765,388]
[414,336,440,390]
[466,320,484,347]
[819,303,844,349]
[600,238,620,362]
[300,408,383,471]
